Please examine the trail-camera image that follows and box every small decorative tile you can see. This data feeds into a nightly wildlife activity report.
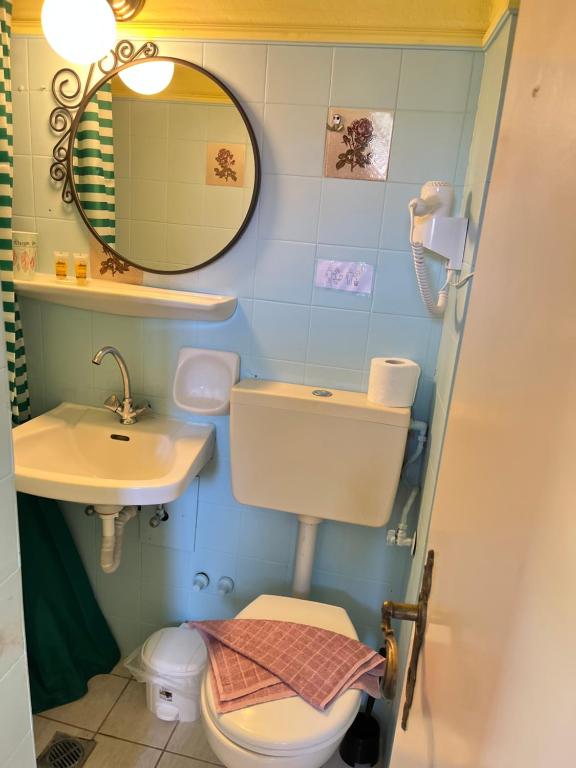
[206,143,246,187]
[324,107,394,182]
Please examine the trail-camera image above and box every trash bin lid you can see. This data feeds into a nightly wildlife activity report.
[142,626,207,677]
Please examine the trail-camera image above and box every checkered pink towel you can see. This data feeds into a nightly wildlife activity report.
[189,619,385,713]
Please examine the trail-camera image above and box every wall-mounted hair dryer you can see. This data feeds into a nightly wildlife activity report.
[408,181,468,316]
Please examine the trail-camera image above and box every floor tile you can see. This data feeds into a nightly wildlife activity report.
[40,674,128,731]
[167,721,222,764]
[33,715,94,756]
[111,659,133,679]
[100,680,177,749]
[159,753,218,768]
[86,734,161,768]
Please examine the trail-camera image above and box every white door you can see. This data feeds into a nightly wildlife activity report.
[389,0,576,765]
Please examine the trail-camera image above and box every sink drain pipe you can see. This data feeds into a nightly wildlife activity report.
[93,505,138,573]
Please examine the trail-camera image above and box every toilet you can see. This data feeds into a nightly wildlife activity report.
[201,594,362,768]
[201,381,410,766]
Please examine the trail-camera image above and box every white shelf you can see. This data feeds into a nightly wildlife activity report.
[14,273,237,322]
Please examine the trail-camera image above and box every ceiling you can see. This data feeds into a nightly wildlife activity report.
[13,0,518,47]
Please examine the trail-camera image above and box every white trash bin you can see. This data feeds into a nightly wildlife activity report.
[126,626,207,722]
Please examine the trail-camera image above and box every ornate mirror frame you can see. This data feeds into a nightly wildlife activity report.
[49,40,261,275]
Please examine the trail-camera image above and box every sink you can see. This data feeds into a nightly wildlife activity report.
[13,403,215,506]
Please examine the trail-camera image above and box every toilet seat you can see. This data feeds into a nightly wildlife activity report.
[201,595,362,757]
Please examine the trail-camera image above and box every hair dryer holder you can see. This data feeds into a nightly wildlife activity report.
[410,181,468,272]
[419,215,468,271]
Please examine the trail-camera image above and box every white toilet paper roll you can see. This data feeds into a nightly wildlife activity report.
[367,357,421,408]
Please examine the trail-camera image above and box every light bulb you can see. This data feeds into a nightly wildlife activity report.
[41,0,116,65]
[118,60,175,95]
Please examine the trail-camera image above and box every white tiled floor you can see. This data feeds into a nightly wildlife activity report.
[35,670,357,767]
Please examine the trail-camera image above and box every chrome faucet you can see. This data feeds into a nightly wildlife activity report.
[92,346,149,425]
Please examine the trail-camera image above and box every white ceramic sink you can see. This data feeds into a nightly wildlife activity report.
[13,403,215,506]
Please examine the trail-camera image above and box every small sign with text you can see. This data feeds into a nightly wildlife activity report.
[314,259,374,295]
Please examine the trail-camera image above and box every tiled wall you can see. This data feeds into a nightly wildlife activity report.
[113,97,254,271]
[0,342,35,766]
[12,36,486,661]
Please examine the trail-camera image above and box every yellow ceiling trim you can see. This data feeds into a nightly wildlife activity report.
[483,0,519,45]
[12,1,519,48]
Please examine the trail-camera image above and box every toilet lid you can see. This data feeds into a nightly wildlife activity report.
[203,595,362,756]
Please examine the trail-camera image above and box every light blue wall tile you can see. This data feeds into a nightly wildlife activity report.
[4,731,36,768]
[412,375,435,423]
[372,249,429,317]
[388,111,465,184]
[379,181,422,250]
[195,298,253,353]
[251,300,310,361]
[315,520,402,583]
[318,179,386,248]
[454,112,476,185]
[397,50,474,112]
[12,156,34,219]
[12,93,31,157]
[195,237,256,298]
[0,657,33,765]
[312,244,377,311]
[241,356,306,384]
[366,313,432,374]
[196,502,241,554]
[254,240,316,303]
[140,580,191,626]
[140,481,199,552]
[467,52,485,113]
[0,477,20,586]
[42,305,93,391]
[304,364,363,391]
[141,543,193,588]
[239,507,298,563]
[331,48,401,108]
[259,174,322,242]
[266,45,332,105]
[307,306,369,369]
[187,592,238,621]
[235,557,291,602]
[198,455,241,508]
[203,43,267,103]
[263,103,327,176]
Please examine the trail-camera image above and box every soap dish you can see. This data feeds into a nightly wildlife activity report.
[173,348,240,415]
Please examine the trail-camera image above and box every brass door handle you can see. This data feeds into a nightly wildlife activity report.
[380,550,435,730]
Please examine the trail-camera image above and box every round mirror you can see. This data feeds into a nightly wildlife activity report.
[69,57,260,274]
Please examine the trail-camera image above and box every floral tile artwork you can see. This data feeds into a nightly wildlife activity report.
[206,142,246,187]
[324,107,394,181]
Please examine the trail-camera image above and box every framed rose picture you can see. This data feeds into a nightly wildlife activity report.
[206,142,246,187]
[324,107,394,182]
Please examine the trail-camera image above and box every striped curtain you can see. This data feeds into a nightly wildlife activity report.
[0,1,30,425]
[73,82,116,247]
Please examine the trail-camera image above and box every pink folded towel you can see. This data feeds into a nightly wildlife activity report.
[190,619,385,713]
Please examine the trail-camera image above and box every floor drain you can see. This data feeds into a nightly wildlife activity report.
[37,732,96,768]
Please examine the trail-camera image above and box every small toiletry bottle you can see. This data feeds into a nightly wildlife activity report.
[54,251,68,280]
[73,252,88,285]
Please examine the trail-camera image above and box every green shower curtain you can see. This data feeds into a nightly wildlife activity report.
[73,82,116,248]
[0,2,119,713]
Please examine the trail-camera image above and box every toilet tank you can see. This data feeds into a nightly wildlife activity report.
[230,380,410,527]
